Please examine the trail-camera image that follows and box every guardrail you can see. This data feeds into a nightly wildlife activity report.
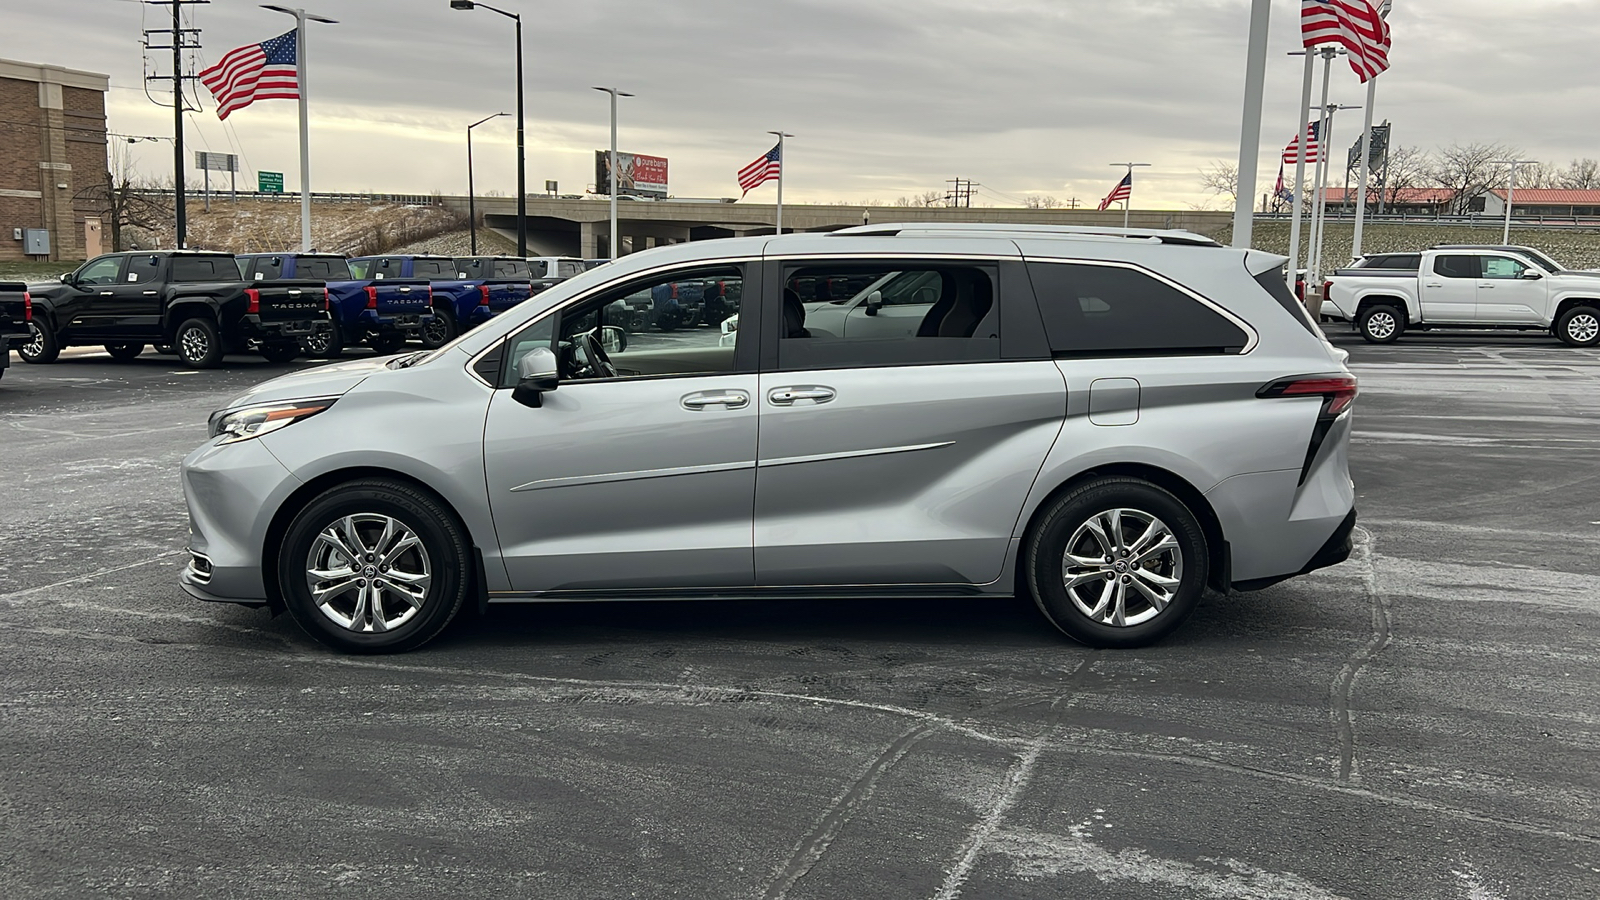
[136,189,446,205]
[1256,211,1600,229]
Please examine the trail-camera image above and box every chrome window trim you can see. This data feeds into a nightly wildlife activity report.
[463,254,759,386]
[766,251,1018,263]
[1024,257,1261,355]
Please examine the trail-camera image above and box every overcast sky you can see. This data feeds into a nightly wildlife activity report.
[13,0,1599,208]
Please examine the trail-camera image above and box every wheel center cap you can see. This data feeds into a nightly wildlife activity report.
[363,566,377,577]
[1114,561,1127,573]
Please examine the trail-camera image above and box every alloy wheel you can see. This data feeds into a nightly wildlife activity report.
[1061,508,1184,627]
[180,326,209,362]
[21,322,44,358]
[1365,311,1396,340]
[1567,313,1599,344]
[304,513,433,633]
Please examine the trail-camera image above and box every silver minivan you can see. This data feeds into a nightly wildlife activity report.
[181,224,1357,654]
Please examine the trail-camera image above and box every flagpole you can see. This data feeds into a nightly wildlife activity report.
[1351,76,1378,262]
[1306,48,1336,300]
[1287,50,1315,295]
[1230,0,1272,249]
[294,10,310,251]
[768,130,791,234]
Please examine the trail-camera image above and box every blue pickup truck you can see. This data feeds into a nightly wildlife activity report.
[347,255,535,348]
[237,253,431,357]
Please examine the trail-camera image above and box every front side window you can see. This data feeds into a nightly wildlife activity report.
[76,256,122,286]
[1434,255,1478,279]
[125,255,162,284]
[1028,261,1248,357]
[503,265,746,386]
[1480,255,1529,280]
[776,262,999,370]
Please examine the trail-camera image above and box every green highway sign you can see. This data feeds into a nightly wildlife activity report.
[258,171,284,194]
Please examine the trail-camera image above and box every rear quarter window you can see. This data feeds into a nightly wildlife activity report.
[1027,261,1250,356]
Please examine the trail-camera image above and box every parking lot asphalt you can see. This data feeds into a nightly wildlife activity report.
[2,331,1598,900]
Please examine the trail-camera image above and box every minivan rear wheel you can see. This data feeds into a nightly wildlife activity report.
[277,479,470,654]
[1026,477,1209,649]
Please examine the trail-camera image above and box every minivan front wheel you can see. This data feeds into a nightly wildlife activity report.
[1027,478,1209,649]
[278,479,470,653]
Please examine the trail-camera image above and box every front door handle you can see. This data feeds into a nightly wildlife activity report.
[681,390,750,411]
[768,386,836,406]
[1424,283,1443,288]
[142,290,158,295]
[99,290,114,296]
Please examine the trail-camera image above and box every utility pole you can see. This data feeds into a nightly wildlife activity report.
[945,178,977,208]
[143,0,208,249]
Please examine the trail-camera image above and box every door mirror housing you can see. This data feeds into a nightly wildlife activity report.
[1521,269,1544,280]
[598,324,628,353]
[512,346,560,408]
[863,289,883,317]
[59,272,75,285]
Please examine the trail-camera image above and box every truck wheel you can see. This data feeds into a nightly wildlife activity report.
[104,343,144,362]
[419,307,457,349]
[302,319,343,359]
[1357,304,1403,344]
[17,320,59,364]
[259,341,300,364]
[1026,477,1209,649]
[1555,305,1600,347]
[368,333,405,355]
[175,317,223,369]
[276,478,471,654]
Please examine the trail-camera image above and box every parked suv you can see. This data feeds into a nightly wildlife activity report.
[181,224,1358,654]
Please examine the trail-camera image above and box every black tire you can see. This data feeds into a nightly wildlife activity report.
[17,320,60,364]
[418,307,457,349]
[174,316,223,369]
[1026,477,1209,649]
[302,319,343,359]
[368,332,406,355]
[1357,304,1404,344]
[259,341,300,364]
[1555,305,1600,348]
[654,307,682,331]
[277,478,471,654]
[104,343,144,362]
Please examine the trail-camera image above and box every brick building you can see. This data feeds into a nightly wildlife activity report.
[0,58,110,263]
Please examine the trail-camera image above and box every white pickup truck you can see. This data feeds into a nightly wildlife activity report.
[1326,247,1600,346]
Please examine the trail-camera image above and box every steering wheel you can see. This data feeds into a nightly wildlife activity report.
[570,329,619,379]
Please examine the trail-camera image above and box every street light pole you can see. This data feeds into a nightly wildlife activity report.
[1491,159,1539,244]
[1230,0,1272,249]
[467,112,509,255]
[451,1,526,256]
[592,87,634,259]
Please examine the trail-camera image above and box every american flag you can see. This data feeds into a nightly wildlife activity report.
[1302,0,1392,83]
[738,143,782,196]
[199,30,299,120]
[1282,121,1322,165]
[1097,173,1132,211]
[1274,163,1294,203]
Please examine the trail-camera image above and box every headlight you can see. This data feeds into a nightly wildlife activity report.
[208,398,335,444]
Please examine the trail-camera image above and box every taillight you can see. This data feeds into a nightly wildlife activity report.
[245,288,260,315]
[1259,373,1358,417]
[22,291,31,322]
[1260,373,1358,484]
[364,285,378,309]
[478,285,490,306]
[323,288,330,311]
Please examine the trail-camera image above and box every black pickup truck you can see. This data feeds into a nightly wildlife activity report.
[0,282,30,382]
[19,251,330,369]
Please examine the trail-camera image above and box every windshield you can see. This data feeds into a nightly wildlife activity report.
[1515,248,1565,272]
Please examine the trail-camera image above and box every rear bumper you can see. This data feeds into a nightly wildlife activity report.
[362,310,429,334]
[1231,508,1356,591]
[240,314,332,343]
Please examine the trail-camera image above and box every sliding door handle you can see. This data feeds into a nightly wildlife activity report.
[768,386,836,406]
[681,390,750,411]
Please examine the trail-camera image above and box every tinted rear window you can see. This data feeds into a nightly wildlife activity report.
[493,259,531,278]
[527,260,549,278]
[412,259,451,278]
[296,257,352,280]
[1366,254,1420,270]
[170,257,242,282]
[1028,262,1249,356]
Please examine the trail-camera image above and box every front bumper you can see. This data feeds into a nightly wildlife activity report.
[180,436,302,603]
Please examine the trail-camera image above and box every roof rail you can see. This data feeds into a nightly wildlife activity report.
[827,222,1222,247]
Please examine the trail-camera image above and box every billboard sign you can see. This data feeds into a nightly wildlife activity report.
[195,151,239,172]
[594,151,668,198]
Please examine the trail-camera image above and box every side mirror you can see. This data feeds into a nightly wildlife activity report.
[1522,269,1544,280]
[511,346,559,408]
[599,324,628,353]
[864,289,883,317]
[60,272,77,285]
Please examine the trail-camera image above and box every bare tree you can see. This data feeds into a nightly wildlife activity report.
[1558,158,1600,190]
[1378,145,1431,209]
[75,147,171,252]
[1516,160,1560,190]
[1024,194,1064,209]
[1198,160,1240,205]
[1429,142,1511,215]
